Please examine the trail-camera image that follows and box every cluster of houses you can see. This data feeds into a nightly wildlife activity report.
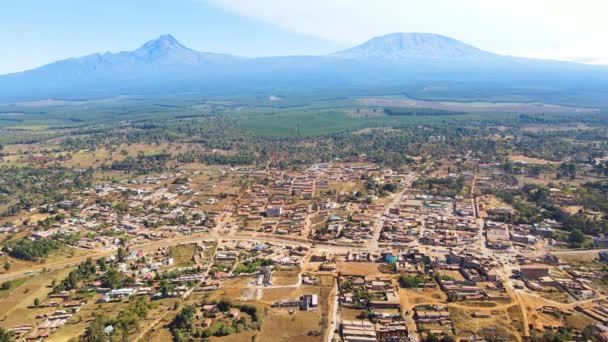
[413,304,454,338]
[434,250,508,302]
[338,275,409,341]
[8,172,234,255]
[381,193,480,248]
[13,303,86,341]
[517,261,597,301]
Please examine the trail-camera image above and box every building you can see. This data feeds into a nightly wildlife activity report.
[272,294,318,311]
[267,205,283,217]
[596,236,608,248]
[375,320,408,340]
[520,264,550,280]
[342,320,377,342]
[532,223,554,238]
[383,252,397,263]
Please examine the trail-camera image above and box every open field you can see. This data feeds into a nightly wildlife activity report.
[358,96,599,114]
[336,262,384,276]
[168,243,197,267]
[272,267,301,286]
[508,155,559,165]
[398,287,446,311]
[0,268,72,328]
[450,306,522,342]
[0,247,93,276]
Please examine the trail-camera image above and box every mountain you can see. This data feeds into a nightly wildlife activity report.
[1,33,608,105]
[332,33,492,60]
[128,34,241,65]
[132,34,202,64]
[8,34,237,80]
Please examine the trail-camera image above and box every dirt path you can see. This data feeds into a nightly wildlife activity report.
[134,307,173,342]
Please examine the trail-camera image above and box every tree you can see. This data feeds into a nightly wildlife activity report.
[82,314,113,342]
[97,257,107,272]
[171,305,196,332]
[6,238,62,261]
[424,333,439,342]
[0,327,14,342]
[34,298,40,307]
[172,329,184,342]
[217,298,231,312]
[102,268,124,289]
[560,162,577,179]
[117,247,126,262]
[399,274,425,288]
[3,261,10,272]
[568,229,585,246]
[581,325,596,341]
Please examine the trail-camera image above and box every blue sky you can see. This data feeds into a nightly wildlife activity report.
[0,0,342,74]
[2,0,608,74]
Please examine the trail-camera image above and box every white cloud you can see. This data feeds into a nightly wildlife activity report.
[210,0,608,62]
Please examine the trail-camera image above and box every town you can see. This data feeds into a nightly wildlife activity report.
[1,150,608,342]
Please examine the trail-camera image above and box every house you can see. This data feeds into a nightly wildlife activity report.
[127,250,144,260]
[267,205,283,217]
[472,312,491,318]
[216,250,238,261]
[104,325,114,335]
[228,308,240,318]
[521,264,550,280]
[596,236,608,248]
[341,320,376,342]
[213,271,229,279]
[202,304,218,313]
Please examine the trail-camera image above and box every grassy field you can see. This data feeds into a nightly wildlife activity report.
[168,243,197,267]
[0,268,72,329]
[2,93,598,140]
[272,267,301,286]
[0,276,30,296]
[233,109,370,137]
[358,96,599,114]
[450,305,522,341]
[146,271,334,342]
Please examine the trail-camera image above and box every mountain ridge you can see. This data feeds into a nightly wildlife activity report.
[3,32,602,76]
[1,33,607,104]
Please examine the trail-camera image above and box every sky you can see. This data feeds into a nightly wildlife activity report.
[1,0,608,74]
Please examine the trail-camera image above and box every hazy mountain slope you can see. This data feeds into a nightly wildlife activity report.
[1,33,607,105]
[332,33,493,60]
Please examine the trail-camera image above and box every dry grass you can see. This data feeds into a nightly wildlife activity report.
[508,155,559,165]
[187,271,332,342]
[336,262,383,277]
[168,243,197,267]
[257,309,322,342]
[358,97,597,114]
[398,287,445,312]
[450,305,522,341]
[272,268,300,286]
[0,268,72,329]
